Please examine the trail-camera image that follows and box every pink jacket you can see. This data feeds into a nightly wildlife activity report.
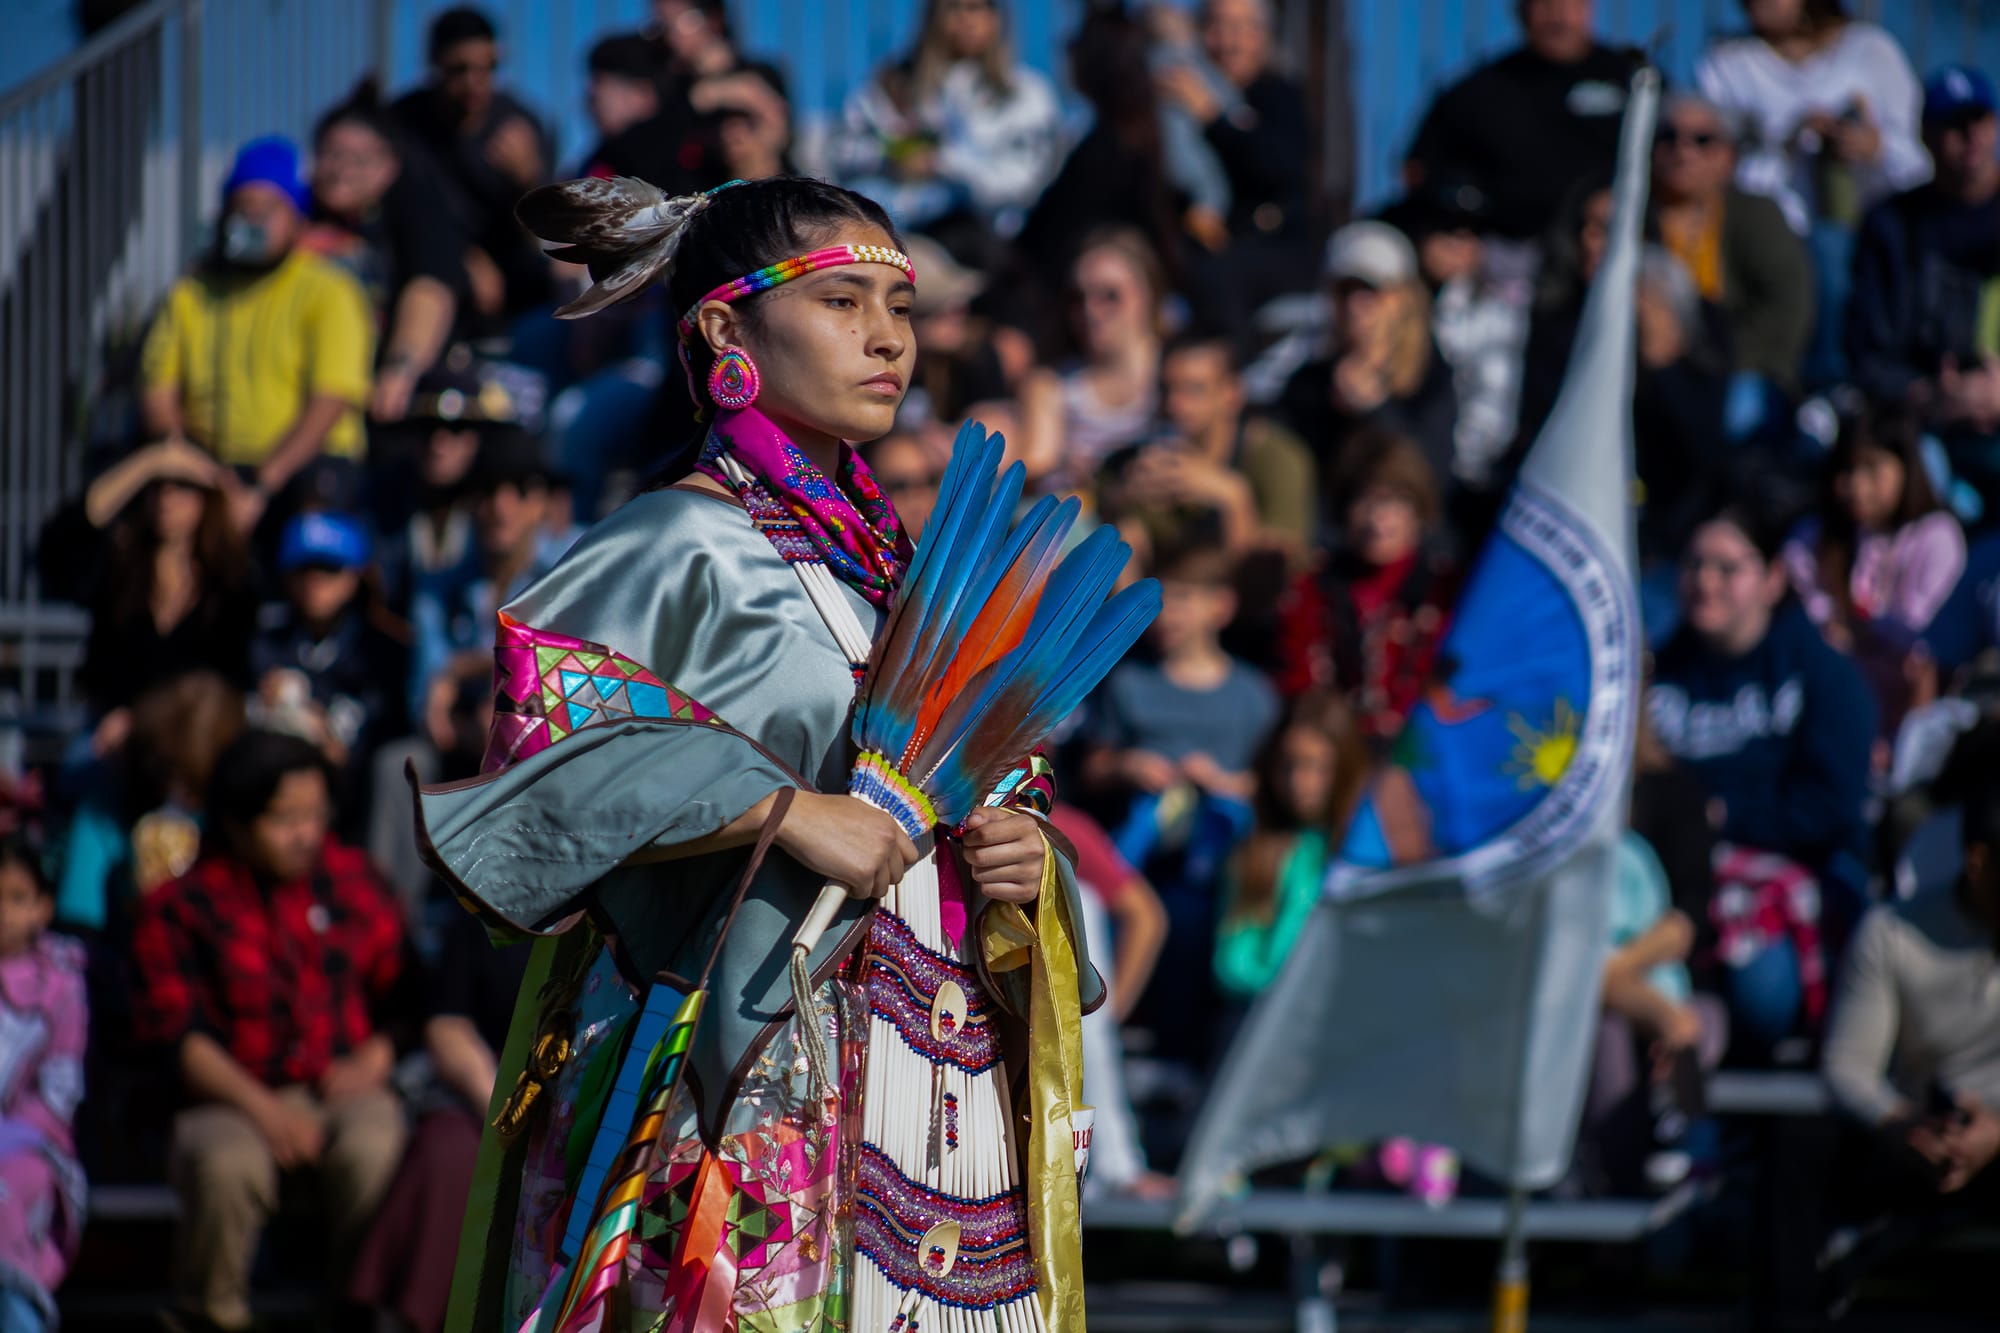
[0,932,89,1307]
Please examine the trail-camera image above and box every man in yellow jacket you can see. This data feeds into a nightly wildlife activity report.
[140,136,374,532]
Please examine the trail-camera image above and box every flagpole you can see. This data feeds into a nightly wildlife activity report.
[1490,1185,1529,1333]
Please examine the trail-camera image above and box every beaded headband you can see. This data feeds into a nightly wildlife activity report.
[675,243,918,341]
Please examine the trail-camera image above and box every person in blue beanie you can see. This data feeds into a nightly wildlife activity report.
[138,136,375,532]
[1647,496,1877,1053]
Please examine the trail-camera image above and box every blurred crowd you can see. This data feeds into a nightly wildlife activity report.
[6,0,2000,1328]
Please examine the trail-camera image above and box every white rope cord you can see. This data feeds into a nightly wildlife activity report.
[716,453,874,670]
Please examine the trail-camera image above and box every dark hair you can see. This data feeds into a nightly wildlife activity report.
[128,671,248,816]
[99,482,249,633]
[313,77,401,156]
[589,34,660,82]
[1934,720,2000,851]
[1812,403,1945,620]
[1535,175,1616,314]
[667,176,901,408]
[1331,428,1441,531]
[1229,692,1370,924]
[206,729,334,848]
[1163,328,1242,375]
[0,834,53,901]
[1688,489,1789,565]
[429,6,497,65]
[1151,534,1236,586]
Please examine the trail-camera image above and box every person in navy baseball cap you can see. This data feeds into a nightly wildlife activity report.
[1923,64,1999,129]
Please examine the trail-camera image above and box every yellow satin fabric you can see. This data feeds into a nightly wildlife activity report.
[982,845,1088,1333]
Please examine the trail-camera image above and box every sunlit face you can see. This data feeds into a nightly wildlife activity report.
[240,767,331,883]
[588,72,659,139]
[436,36,499,121]
[0,863,52,960]
[150,479,209,545]
[654,0,723,64]
[1346,484,1422,567]
[1202,0,1271,88]
[706,221,916,446]
[287,566,361,626]
[1162,344,1243,441]
[1071,245,1154,360]
[1654,106,1734,202]
[1836,444,1906,532]
[1151,575,1235,655]
[1519,0,1594,63]
[1680,519,1785,654]
[1331,279,1405,351]
[1275,724,1337,825]
[936,0,1001,61]
[313,120,398,219]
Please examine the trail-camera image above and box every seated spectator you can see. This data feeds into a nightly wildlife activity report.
[1403,0,1639,248]
[1922,530,2000,682]
[1697,0,1929,384]
[1081,537,1279,1067]
[139,137,375,523]
[372,365,513,618]
[1139,5,1232,258]
[1274,430,1454,741]
[647,0,794,185]
[1783,405,1966,733]
[251,513,410,794]
[132,730,406,1333]
[574,34,711,195]
[0,838,87,1333]
[831,0,1061,235]
[1047,802,1170,1202]
[77,441,255,756]
[1518,187,1729,578]
[1578,828,1729,1195]
[577,35,666,173]
[1647,500,1877,1051]
[896,236,1010,435]
[303,83,469,424]
[55,672,246,937]
[862,432,943,539]
[349,906,528,1333]
[1017,228,1169,494]
[1155,0,1312,286]
[1278,223,1459,499]
[1650,91,1816,406]
[1106,332,1317,564]
[391,7,553,324]
[1848,66,2000,509]
[1016,7,1184,283]
[1393,175,1531,496]
[1214,691,1367,1007]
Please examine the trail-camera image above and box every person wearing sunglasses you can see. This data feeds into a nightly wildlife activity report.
[1650,91,1814,436]
[390,7,555,326]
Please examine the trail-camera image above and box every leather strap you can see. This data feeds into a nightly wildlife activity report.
[690,786,796,988]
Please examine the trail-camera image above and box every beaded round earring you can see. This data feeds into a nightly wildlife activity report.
[706,346,761,410]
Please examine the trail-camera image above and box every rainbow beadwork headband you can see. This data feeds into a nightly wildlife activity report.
[675,242,918,341]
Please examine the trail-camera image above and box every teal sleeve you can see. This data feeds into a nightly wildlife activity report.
[55,801,127,931]
[1215,832,1326,1000]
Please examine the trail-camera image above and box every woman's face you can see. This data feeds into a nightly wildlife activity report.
[936,0,1000,61]
[1071,246,1152,359]
[313,120,399,219]
[1836,443,1907,531]
[1742,0,1806,41]
[1680,519,1784,653]
[655,0,724,64]
[1579,190,1613,279]
[150,479,209,546]
[1346,484,1422,567]
[1275,724,1336,825]
[1331,279,1406,351]
[717,221,916,446]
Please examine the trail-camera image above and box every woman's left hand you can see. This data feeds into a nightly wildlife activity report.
[959,808,1046,905]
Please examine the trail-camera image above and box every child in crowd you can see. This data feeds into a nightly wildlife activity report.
[1048,801,1170,1201]
[0,839,87,1333]
[1783,405,1966,734]
[1083,537,1279,1066]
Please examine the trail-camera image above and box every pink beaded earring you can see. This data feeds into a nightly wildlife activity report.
[707,347,761,410]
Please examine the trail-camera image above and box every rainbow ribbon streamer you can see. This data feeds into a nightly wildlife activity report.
[531,985,708,1333]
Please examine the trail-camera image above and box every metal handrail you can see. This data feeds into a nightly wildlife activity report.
[0,0,189,118]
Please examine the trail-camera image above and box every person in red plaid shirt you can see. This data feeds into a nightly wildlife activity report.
[131,729,407,1333]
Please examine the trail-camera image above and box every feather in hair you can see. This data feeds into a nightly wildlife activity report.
[514,175,712,318]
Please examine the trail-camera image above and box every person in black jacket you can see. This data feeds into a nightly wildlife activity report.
[1404,0,1640,245]
[390,8,555,326]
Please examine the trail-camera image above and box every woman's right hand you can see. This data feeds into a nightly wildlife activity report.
[776,790,920,901]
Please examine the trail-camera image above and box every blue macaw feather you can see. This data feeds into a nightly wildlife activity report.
[846,419,1160,824]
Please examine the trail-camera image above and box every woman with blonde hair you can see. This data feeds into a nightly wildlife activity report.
[830,0,1062,233]
[1278,221,1459,502]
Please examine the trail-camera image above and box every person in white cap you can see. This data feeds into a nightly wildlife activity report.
[1276,220,1461,504]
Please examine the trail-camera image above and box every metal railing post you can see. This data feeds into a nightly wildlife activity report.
[178,0,203,265]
